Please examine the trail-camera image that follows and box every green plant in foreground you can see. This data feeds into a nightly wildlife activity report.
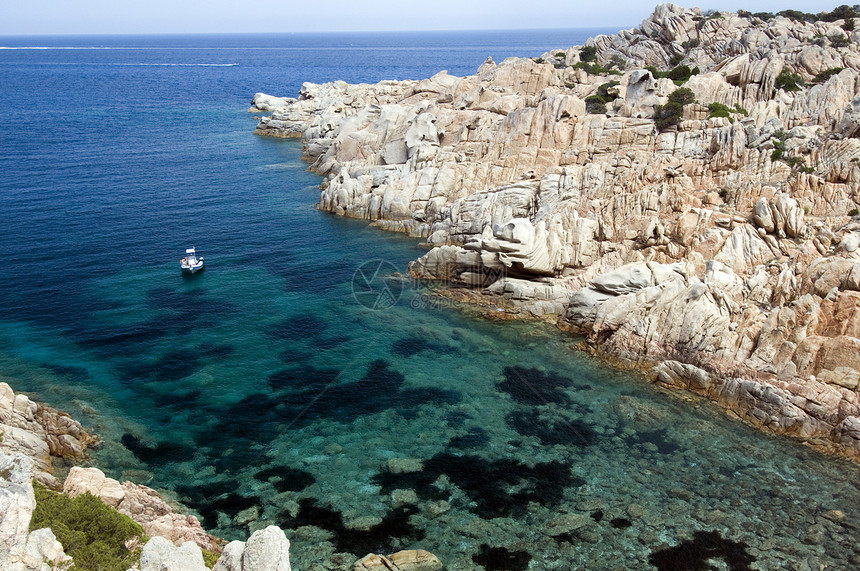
[31,481,147,571]
[849,208,859,216]
[202,549,220,568]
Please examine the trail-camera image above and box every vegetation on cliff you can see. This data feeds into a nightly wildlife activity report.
[31,481,146,571]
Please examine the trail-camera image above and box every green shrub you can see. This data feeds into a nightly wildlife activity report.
[844,17,855,31]
[585,96,606,114]
[609,55,626,70]
[813,67,844,83]
[669,54,684,67]
[579,45,597,62]
[775,69,805,92]
[778,9,815,22]
[734,104,749,116]
[31,482,147,571]
[585,80,620,114]
[849,208,859,216]
[830,34,851,48]
[668,87,696,106]
[645,64,698,85]
[202,549,220,569]
[821,5,860,22]
[573,61,622,76]
[707,102,734,121]
[653,87,697,131]
[654,103,684,131]
[682,38,700,50]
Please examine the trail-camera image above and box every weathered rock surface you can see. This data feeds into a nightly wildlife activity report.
[353,549,442,571]
[0,382,96,488]
[252,4,860,458]
[211,526,292,571]
[0,453,72,571]
[140,536,208,571]
[62,466,218,552]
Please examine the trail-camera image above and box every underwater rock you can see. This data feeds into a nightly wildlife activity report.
[383,457,424,474]
[543,513,591,536]
[354,549,442,571]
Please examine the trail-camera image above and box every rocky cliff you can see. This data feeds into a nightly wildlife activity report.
[252,4,860,458]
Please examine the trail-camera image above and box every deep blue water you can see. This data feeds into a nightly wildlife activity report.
[2,31,860,570]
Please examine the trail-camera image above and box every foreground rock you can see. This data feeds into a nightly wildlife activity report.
[0,453,72,571]
[212,526,292,571]
[0,382,97,488]
[253,4,860,457]
[0,387,298,571]
[63,466,218,552]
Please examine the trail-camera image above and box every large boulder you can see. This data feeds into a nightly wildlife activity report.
[139,536,208,571]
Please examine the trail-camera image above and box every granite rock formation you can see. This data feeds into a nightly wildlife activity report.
[252,4,860,457]
[0,381,96,489]
[0,453,72,571]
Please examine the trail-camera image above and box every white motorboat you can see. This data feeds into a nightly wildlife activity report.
[180,247,204,273]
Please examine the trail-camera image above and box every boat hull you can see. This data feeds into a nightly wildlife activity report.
[180,260,204,273]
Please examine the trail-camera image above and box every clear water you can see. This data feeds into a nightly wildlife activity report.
[1,31,859,571]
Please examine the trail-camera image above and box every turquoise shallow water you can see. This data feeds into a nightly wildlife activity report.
[2,32,860,570]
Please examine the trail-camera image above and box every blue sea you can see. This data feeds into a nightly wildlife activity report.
[2,31,859,570]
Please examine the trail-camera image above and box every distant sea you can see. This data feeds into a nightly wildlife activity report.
[1,31,859,570]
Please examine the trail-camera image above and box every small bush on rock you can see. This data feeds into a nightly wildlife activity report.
[31,481,147,571]
[645,64,698,85]
[813,67,844,83]
[579,45,597,62]
[654,87,696,131]
[707,102,734,121]
[775,69,805,92]
[585,80,620,114]
[830,34,851,48]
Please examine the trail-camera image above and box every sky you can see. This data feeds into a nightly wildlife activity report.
[0,1,847,35]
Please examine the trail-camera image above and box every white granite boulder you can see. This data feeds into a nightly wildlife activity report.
[140,536,208,571]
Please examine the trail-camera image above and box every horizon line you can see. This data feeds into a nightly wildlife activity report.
[0,25,633,38]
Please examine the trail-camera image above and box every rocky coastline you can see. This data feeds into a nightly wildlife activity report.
[251,3,860,459]
[1,382,442,570]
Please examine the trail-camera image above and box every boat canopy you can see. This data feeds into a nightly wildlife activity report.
[186,248,196,254]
